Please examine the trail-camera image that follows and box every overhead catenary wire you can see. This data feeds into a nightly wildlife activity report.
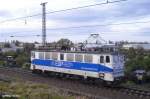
[5,31,150,39]
[10,35,41,37]
[46,20,150,30]
[0,0,127,24]
[2,19,150,35]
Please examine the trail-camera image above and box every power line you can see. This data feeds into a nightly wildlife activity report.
[46,0,126,14]
[5,31,150,38]
[10,35,41,37]
[46,20,150,30]
[1,20,150,35]
[0,30,39,35]
[0,0,127,24]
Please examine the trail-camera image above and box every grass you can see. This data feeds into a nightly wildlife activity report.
[0,71,88,99]
[121,80,150,91]
[0,81,76,99]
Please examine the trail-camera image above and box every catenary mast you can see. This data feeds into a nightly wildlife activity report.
[41,2,47,46]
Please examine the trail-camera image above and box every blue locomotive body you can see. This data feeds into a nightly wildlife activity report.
[31,51,124,82]
[32,59,113,72]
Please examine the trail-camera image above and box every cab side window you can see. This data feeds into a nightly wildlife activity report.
[106,56,110,63]
[100,56,104,63]
[60,53,64,60]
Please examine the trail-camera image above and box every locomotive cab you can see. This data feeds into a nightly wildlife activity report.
[112,54,125,81]
[98,53,125,82]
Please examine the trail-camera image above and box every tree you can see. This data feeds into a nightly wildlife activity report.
[12,40,21,46]
[4,43,11,48]
[4,51,17,57]
[57,38,74,50]
[15,54,30,67]
[123,48,150,74]
[23,43,35,53]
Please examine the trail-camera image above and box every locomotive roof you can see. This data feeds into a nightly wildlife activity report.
[32,50,123,55]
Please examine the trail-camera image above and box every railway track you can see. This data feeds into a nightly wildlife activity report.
[119,86,150,97]
[0,67,149,99]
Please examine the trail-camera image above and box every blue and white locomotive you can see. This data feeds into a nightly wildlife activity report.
[31,50,124,83]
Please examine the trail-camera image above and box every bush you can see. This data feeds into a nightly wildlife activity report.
[0,60,6,66]
[15,55,29,67]
[22,63,31,69]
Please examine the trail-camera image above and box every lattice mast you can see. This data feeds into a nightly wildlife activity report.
[41,2,47,46]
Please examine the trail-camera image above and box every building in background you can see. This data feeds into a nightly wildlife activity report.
[0,42,23,53]
[122,43,150,50]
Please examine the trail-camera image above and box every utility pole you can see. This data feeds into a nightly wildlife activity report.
[107,0,109,3]
[41,2,47,46]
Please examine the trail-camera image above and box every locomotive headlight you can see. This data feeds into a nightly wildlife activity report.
[99,73,105,78]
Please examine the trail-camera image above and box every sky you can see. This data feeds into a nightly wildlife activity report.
[0,0,150,43]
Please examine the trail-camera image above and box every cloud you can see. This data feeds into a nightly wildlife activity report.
[0,0,150,42]
[0,10,12,18]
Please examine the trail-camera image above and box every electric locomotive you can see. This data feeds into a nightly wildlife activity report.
[30,50,124,83]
